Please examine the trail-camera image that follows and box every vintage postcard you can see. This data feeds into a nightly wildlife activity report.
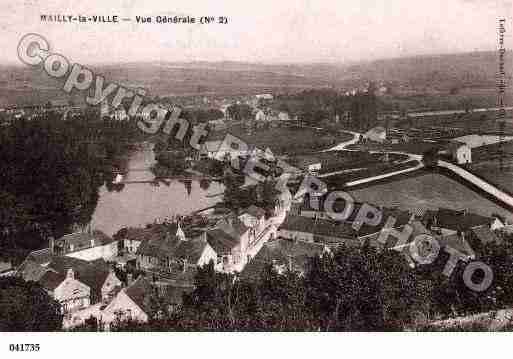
[0,0,512,356]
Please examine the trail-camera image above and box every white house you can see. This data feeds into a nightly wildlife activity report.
[278,112,290,121]
[39,268,91,314]
[101,276,152,327]
[449,141,472,164]
[363,126,387,143]
[53,231,118,262]
[255,110,266,122]
[255,94,273,101]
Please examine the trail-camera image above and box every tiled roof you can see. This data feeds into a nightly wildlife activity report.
[137,233,208,264]
[58,230,115,253]
[154,267,198,287]
[125,276,155,314]
[0,261,12,273]
[241,239,327,281]
[18,260,50,282]
[206,229,240,254]
[298,199,412,233]
[422,208,493,232]
[75,265,112,299]
[16,247,57,281]
[38,270,65,291]
[47,256,91,272]
[172,236,210,263]
[217,216,250,238]
[25,248,53,265]
[243,205,266,219]
[46,257,114,299]
[280,215,357,239]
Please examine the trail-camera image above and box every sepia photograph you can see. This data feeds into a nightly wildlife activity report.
[0,0,512,356]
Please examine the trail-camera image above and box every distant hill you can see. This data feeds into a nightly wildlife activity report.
[0,51,511,106]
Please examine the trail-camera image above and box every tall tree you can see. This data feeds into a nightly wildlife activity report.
[0,277,63,331]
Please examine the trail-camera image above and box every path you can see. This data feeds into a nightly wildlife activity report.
[324,130,361,151]
[438,159,513,209]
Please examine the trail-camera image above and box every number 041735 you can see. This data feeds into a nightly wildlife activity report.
[9,344,40,352]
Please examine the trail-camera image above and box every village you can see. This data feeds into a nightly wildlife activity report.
[5,85,513,330]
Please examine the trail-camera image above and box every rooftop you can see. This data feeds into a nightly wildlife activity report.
[240,238,328,281]
[137,233,209,264]
[38,270,66,291]
[422,208,493,232]
[280,215,357,240]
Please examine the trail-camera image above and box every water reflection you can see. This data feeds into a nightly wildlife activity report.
[90,143,224,235]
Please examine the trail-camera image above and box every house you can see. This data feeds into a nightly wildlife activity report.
[136,225,217,275]
[387,221,475,268]
[255,94,273,101]
[119,225,173,256]
[19,253,122,317]
[206,218,250,273]
[101,275,193,328]
[363,126,387,143]
[39,268,91,314]
[421,208,499,234]
[47,257,123,304]
[16,248,54,281]
[238,205,267,234]
[449,141,472,164]
[278,112,290,121]
[45,256,122,303]
[52,230,118,262]
[278,215,358,248]
[204,213,274,273]
[240,238,330,281]
[0,261,13,277]
[101,276,154,326]
[255,110,266,122]
[289,155,322,175]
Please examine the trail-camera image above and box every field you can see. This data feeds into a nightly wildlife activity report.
[208,125,353,155]
[470,160,513,195]
[348,172,513,222]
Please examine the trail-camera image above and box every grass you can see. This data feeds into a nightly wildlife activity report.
[208,124,353,155]
[470,161,513,195]
[347,172,513,222]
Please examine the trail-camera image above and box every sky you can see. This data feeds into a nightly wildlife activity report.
[1,0,512,65]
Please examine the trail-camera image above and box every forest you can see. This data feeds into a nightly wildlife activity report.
[0,110,146,264]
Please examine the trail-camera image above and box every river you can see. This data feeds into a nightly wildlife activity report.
[90,142,224,236]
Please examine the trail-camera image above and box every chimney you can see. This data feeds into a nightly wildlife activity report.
[67,268,74,280]
[126,273,133,286]
[287,255,293,272]
[49,236,55,254]
[176,222,186,241]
